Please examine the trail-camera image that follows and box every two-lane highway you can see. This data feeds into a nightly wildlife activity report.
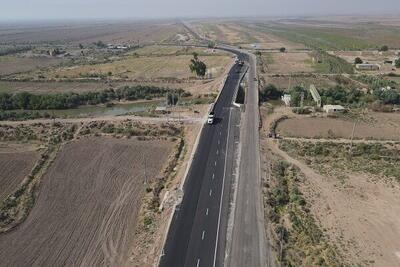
[160,52,246,267]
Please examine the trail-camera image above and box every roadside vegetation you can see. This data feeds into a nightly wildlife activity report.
[0,86,187,110]
[279,140,400,182]
[264,159,344,266]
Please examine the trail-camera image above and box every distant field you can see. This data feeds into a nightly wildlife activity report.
[0,146,39,202]
[0,21,185,45]
[25,53,231,81]
[0,56,62,76]
[0,137,174,266]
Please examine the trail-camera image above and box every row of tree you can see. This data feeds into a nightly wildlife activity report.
[259,84,400,107]
[0,86,188,111]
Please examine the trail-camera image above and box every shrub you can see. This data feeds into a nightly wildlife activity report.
[259,84,283,102]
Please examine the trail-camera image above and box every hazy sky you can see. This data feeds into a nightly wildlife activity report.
[2,0,400,20]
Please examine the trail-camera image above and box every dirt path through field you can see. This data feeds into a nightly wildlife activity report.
[266,139,400,266]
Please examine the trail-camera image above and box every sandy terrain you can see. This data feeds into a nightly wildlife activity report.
[261,103,400,265]
[0,146,39,202]
[0,137,174,266]
[276,114,400,140]
[267,139,400,266]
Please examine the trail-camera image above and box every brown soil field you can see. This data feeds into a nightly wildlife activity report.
[261,52,313,74]
[276,114,400,140]
[0,21,184,45]
[0,137,174,266]
[0,145,39,202]
[0,56,62,76]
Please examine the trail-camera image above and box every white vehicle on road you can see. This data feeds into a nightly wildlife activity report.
[207,111,215,125]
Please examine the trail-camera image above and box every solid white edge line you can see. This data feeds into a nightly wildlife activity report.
[212,107,232,267]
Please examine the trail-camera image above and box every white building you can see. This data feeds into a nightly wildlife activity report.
[323,105,345,114]
[356,63,381,71]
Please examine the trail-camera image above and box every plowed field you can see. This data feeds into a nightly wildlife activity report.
[0,137,174,266]
[0,150,39,202]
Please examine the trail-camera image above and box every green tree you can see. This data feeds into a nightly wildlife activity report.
[380,45,389,52]
[395,58,400,68]
[279,47,286,53]
[259,84,283,102]
[354,57,363,64]
[207,41,216,48]
[189,52,207,77]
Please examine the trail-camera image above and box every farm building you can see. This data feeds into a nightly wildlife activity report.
[323,105,345,114]
[155,106,169,114]
[356,63,380,71]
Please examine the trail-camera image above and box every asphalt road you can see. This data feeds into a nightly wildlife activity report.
[228,52,268,267]
[160,52,246,267]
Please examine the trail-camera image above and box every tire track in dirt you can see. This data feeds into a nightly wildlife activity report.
[0,137,174,266]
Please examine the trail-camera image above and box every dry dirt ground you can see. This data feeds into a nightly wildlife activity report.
[276,112,400,140]
[0,137,174,266]
[0,144,39,202]
[0,21,184,45]
[266,139,400,266]
[0,55,63,76]
[261,106,400,266]
[261,52,313,74]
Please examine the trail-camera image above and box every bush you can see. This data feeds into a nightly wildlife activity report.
[292,107,312,114]
[259,84,283,102]
[354,57,363,64]
[380,45,389,52]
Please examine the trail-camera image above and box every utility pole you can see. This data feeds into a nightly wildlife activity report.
[349,121,357,159]
[143,153,148,185]
[300,92,304,108]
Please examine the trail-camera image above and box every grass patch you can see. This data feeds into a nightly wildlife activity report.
[279,140,400,182]
[311,51,354,74]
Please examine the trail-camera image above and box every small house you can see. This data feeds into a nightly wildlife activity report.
[323,105,345,114]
